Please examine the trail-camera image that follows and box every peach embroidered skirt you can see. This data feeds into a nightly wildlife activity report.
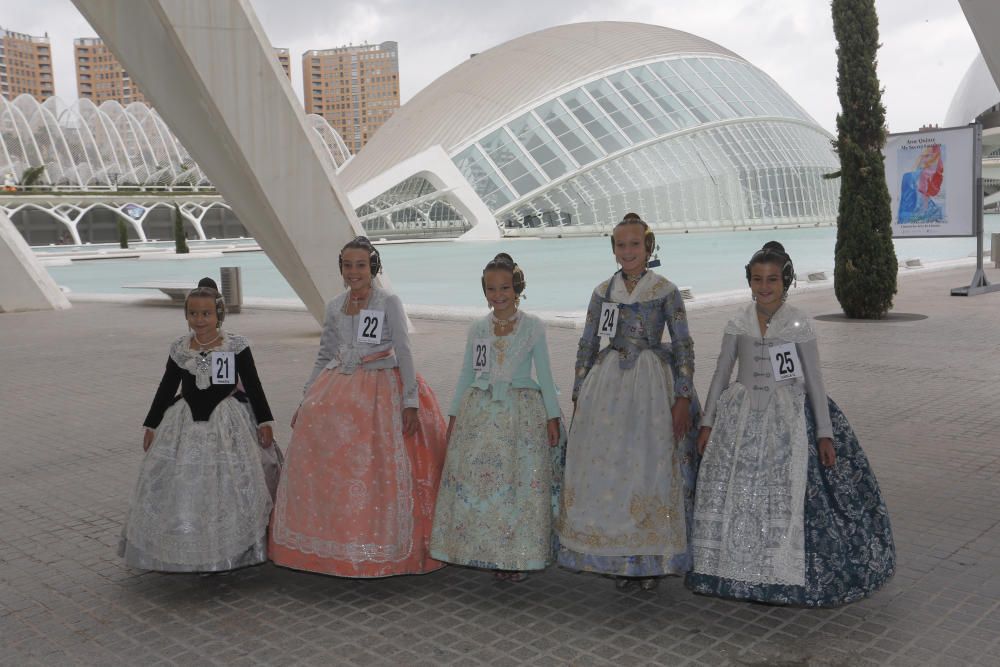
[269,367,447,577]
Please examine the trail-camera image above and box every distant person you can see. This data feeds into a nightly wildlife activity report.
[269,236,448,577]
[119,279,276,572]
[430,253,565,583]
[686,242,895,606]
[556,213,701,592]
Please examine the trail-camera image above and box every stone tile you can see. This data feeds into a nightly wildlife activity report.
[2,266,1000,665]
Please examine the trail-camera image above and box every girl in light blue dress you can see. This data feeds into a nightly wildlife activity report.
[430,253,564,582]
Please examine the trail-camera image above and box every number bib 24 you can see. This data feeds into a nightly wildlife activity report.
[357,309,385,344]
[211,351,236,385]
[769,342,803,381]
[598,302,620,338]
[473,338,491,374]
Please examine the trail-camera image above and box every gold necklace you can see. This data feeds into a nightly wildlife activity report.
[491,310,519,333]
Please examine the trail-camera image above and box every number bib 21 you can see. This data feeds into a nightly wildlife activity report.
[211,351,236,385]
[357,309,384,344]
[598,302,620,338]
[473,338,491,374]
[769,342,803,381]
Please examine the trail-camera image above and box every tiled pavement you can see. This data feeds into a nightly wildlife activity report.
[2,266,1000,666]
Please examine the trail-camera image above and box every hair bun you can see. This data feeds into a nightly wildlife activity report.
[762,241,786,254]
[493,252,514,264]
[197,277,218,291]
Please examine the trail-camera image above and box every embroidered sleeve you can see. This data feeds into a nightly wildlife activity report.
[797,338,833,439]
[304,298,341,395]
[701,333,738,427]
[142,355,184,429]
[572,289,604,401]
[531,320,562,419]
[664,285,695,399]
[448,320,479,416]
[236,346,274,424]
[386,294,419,408]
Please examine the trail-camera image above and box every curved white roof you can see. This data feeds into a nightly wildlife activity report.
[945,53,1000,127]
[340,21,740,191]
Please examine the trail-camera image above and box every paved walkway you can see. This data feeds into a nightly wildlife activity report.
[2,266,1000,666]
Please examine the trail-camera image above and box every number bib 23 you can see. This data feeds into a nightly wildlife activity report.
[598,302,620,338]
[357,309,385,344]
[473,338,491,374]
[211,351,236,385]
[769,342,803,381]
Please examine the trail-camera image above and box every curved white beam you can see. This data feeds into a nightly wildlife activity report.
[72,0,364,322]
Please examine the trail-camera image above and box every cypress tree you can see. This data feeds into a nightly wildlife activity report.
[117,219,129,249]
[174,204,189,254]
[831,0,897,318]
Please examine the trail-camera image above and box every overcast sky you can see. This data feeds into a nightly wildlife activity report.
[0,0,982,135]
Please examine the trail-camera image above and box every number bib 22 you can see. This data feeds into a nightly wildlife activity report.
[357,309,385,344]
[211,351,236,385]
[769,342,803,381]
[473,338,491,374]
[598,302,620,338]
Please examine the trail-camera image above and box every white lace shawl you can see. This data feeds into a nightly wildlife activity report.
[723,303,816,343]
[168,331,250,390]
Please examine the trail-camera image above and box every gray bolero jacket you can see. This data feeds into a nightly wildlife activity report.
[701,303,833,439]
[304,287,418,408]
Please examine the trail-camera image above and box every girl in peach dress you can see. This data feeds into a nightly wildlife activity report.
[269,236,448,577]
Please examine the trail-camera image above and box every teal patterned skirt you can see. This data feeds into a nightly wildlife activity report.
[430,388,565,571]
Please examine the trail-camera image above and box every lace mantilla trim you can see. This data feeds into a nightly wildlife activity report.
[471,312,545,388]
[723,303,815,343]
[168,331,250,390]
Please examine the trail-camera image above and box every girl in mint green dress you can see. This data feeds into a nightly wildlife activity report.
[430,253,565,582]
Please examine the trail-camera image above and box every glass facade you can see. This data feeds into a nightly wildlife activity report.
[356,175,470,235]
[439,54,838,234]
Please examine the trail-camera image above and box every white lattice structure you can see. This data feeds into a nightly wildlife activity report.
[0,94,351,189]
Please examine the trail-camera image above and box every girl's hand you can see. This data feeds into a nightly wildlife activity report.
[445,416,456,445]
[142,429,155,452]
[697,426,712,455]
[547,418,560,447]
[671,397,692,441]
[258,424,274,448]
[818,437,836,468]
[290,408,299,429]
[402,407,419,436]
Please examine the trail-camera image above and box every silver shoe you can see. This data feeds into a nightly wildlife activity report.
[639,577,659,592]
[614,577,634,592]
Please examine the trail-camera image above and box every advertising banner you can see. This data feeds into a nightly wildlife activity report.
[885,125,976,237]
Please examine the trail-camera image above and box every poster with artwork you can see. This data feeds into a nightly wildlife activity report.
[884,125,976,237]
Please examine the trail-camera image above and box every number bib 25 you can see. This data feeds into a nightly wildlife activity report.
[769,342,803,381]
[211,351,236,385]
[473,338,491,374]
[598,302,620,338]
[357,309,385,344]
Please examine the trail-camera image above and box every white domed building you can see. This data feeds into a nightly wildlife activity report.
[341,21,841,239]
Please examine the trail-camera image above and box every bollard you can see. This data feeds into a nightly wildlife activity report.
[220,266,243,314]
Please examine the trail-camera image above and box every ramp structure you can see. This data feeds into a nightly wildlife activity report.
[0,209,71,313]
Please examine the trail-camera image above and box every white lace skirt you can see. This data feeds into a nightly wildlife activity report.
[119,397,273,572]
[691,383,809,586]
